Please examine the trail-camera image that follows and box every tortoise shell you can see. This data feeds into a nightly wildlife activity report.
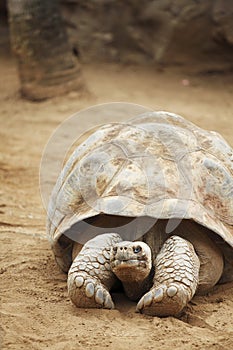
[47,111,233,272]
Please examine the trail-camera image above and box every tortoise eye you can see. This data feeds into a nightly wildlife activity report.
[133,246,142,253]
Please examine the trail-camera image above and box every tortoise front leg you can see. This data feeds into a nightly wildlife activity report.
[137,235,200,316]
[68,233,122,309]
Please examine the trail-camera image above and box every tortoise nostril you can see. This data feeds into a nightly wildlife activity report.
[120,247,123,250]
[124,247,127,250]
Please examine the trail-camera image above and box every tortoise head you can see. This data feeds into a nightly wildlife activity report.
[110,241,152,283]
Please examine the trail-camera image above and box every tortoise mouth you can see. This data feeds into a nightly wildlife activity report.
[111,258,148,269]
[111,258,151,283]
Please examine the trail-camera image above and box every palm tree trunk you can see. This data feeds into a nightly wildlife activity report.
[7,0,83,100]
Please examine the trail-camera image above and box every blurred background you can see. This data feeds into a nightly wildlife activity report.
[0,0,233,100]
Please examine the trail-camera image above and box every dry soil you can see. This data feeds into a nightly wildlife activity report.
[1,56,233,350]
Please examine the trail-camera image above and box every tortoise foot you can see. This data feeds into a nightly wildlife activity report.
[136,282,191,316]
[137,235,200,317]
[68,271,115,309]
[67,233,122,309]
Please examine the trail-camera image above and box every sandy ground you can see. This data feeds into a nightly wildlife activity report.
[1,55,233,350]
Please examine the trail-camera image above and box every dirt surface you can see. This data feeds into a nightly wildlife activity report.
[1,56,233,350]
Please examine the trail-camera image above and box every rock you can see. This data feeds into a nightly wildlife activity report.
[61,0,233,66]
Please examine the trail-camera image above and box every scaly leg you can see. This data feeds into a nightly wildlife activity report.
[68,233,122,309]
[137,235,200,316]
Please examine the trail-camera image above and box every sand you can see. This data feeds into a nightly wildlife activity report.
[0,56,233,350]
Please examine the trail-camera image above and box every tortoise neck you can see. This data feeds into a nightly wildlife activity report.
[121,267,154,301]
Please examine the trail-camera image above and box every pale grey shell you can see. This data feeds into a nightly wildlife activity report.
[47,111,233,272]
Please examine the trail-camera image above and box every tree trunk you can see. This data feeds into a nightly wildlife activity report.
[7,0,84,100]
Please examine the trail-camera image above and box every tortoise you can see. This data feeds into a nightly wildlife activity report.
[47,111,233,317]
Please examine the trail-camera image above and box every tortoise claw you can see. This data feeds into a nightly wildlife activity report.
[136,283,191,317]
[68,272,115,309]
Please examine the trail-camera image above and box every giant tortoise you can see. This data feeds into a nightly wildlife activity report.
[47,111,233,316]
